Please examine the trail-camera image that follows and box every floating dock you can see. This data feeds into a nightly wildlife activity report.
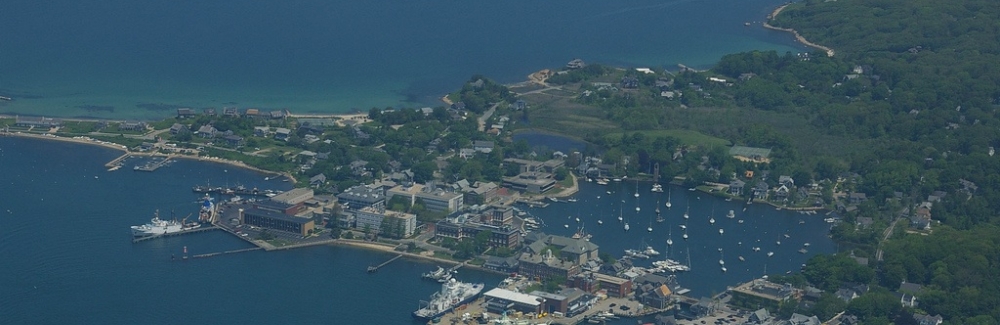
[105,153,130,168]
[133,157,172,172]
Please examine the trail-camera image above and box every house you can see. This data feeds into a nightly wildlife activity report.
[729,179,746,196]
[203,108,216,116]
[788,313,821,325]
[856,217,874,229]
[253,126,271,137]
[835,288,859,302]
[176,108,196,119]
[512,99,527,110]
[458,148,476,159]
[778,175,795,188]
[169,123,189,135]
[451,102,466,111]
[898,282,923,295]
[849,192,868,204]
[223,107,239,116]
[752,182,769,200]
[913,314,943,325]
[566,59,586,69]
[269,110,285,119]
[196,125,217,138]
[896,292,918,308]
[473,141,494,154]
[274,128,291,141]
[774,185,790,201]
[349,160,369,177]
[748,308,770,324]
[298,123,324,135]
[223,134,244,147]
[244,108,260,117]
[119,121,147,132]
[309,173,327,187]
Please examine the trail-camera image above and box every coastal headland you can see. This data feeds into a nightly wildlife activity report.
[762,4,835,57]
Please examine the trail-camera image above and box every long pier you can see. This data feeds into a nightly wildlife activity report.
[132,226,219,243]
[192,247,263,259]
[105,153,130,168]
[367,254,403,273]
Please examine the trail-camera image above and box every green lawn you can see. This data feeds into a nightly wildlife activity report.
[604,129,731,148]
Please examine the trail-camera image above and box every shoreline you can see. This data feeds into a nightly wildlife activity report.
[762,4,836,57]
[2,131,296,182]
[329,239,508,276]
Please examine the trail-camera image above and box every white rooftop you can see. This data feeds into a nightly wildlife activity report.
[484,288,541,306]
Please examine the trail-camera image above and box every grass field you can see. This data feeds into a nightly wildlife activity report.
[604,129,732,148]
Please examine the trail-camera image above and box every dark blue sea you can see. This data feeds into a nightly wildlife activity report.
[0,136,834,324]
[0,0,808,120]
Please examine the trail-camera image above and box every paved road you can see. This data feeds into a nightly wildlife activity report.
[477,103,499,132]
[876,217,903,261]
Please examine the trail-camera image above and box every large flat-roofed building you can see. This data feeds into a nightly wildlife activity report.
[240,207,314,236]
[337,185,385,212]
[434,214,521,250]
[354,207,417,238]
[525,233,599,265]
[483,288,542,315]
[271,188,314,205]
[729,278,799,311]
[387,183,464,213]
[503,172,556,193]
[531,288,594,317]
[15,116,62,128]
[519,249,582,280]
[593,273,633,298]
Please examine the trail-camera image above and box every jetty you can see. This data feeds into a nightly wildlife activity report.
[132,226,219,243]
[367,254,403,273]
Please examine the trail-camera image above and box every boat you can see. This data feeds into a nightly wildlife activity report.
[739,256,745,262]
[597,179,608,185]
[131,210,199,238]
[721,266,727,272]
[567,198,578,203]
[635,206,640,212]
[727,210,735,218]
[634,181,640,198]
[682,231,688,240]
[651,183,663,193]
[719,228,724,235]
[644,246,660,256]
[709,217,715,224]
[679,224,686,229]
[413,279,484,320]
[422,267,448,280]
[799,248,808,254]
[738,219,744,224]
[624,223,630,231]
[597,220,603,225]
[665,188,672,208]
[683,205,689,219]
[767,251,774,257]
[804,242,810,247]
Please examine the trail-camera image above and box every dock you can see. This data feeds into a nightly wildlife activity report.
[105,153,130,168]
[367,254,403,273]
[133,156,173,172]
[191,247,263,259]
[132,226,219,243]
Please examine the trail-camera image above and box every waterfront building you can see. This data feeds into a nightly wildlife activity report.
[386,183,463,213]
[353,206,416,238]
[169,123,189,135]
[337,184,386,212]
[434,213,521,250]
[457,181,500,205]
[503,158,565,174]
[483,288,542,315]
[730,278,800,311]
[15,116,62,128]
[252,200,306,216]
[503,172,556,193]
[271,188,314,206]
[634,273,678,309]
[530,288,594,317]
[483,256,519,274]
[524,233,599,265]
[518,249,581,280]
[240,207,315,236]
[592,273,633,298]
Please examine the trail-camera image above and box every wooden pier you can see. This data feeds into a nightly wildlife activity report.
[132,226,219,243]
[105,153,130,168]
[367,254,403,273]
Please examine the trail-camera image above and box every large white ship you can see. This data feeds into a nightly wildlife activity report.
[412,279,484,320]
[131,210,199,238]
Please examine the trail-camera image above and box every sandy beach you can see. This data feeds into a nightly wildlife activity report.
[763,4,836,57]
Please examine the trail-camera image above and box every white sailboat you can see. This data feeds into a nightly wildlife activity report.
[683,205,689,219]
[634,181,640,198]
[667,227,674,246]
[665,188,672,208]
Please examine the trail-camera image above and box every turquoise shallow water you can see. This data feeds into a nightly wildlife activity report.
[0,136,833,324]
[0,0,807,120]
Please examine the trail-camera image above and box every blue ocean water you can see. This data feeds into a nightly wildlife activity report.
[0,0,807,120]
[0,136,834,324]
